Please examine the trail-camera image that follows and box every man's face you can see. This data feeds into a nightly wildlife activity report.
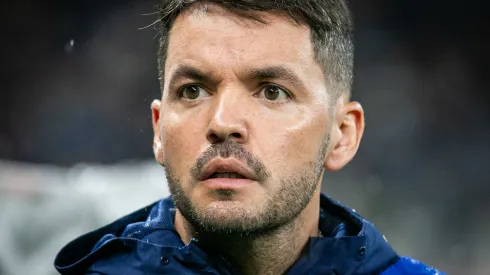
[155,5,334,235]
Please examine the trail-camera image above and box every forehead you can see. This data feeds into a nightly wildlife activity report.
[164,4,319,80]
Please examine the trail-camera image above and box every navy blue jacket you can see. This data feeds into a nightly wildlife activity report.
[54,194,445,274]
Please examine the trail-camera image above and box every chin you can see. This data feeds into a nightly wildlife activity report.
[199,187,260,203]
[197,201,260,230]
[203,200,249,216]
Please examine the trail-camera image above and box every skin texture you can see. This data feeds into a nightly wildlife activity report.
[151,4,365,275]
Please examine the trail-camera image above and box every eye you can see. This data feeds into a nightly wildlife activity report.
[257,85,291,102]
[178,85,210,100]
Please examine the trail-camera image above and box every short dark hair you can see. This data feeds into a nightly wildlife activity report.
[156,0,354,98]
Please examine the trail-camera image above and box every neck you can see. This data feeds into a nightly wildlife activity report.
[174,190,321,275]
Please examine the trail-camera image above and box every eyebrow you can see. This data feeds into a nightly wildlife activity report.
[247,66,303,85]
[167,65,210,90]
[167,64,305,90]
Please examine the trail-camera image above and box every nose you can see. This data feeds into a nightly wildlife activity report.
[206,92,248,144]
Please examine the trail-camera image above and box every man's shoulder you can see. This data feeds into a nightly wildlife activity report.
[380,256,445,275]
[316,195,446,275]
[54,197,178,274]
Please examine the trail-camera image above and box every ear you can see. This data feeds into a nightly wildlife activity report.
[325,100,365,171]
[151,100,165,166]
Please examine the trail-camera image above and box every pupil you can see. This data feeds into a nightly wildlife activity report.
[265,87,279,100]
[185,86,199,99]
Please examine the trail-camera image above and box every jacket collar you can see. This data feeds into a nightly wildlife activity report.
[305,194,398,274]
[55,194,398,274]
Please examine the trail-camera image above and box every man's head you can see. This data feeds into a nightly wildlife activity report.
[151,0,364,236]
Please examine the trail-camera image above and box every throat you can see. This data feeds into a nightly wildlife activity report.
[196,220,308,275]
[173,191,322,275]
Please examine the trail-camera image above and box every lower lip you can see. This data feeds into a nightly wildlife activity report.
[201,178,255,189]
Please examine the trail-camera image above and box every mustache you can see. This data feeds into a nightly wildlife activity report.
[190,140,269,182]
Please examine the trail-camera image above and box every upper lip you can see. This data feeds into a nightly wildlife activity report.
[199,158,257,181]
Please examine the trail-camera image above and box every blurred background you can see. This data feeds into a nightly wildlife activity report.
[1,0,488,274]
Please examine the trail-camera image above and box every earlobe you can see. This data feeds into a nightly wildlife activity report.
[153,141,162,158]
[151,100,165,166]
[325,101,364,171]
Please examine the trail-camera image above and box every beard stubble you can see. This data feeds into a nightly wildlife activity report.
[165,135,329,237]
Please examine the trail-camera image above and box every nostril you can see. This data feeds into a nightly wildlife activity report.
[207,132,221,144]
[206,130,245,144]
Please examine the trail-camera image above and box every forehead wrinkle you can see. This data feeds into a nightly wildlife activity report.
[166,9,259,77]
[165,4,324,95]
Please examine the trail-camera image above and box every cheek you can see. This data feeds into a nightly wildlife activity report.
[160,110,206,178]
[260,108,329,169]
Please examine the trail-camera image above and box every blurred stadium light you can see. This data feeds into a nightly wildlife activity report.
[0,160,169,275]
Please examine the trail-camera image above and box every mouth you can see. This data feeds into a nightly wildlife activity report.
[199,158,258,182]
[208,172,247,179]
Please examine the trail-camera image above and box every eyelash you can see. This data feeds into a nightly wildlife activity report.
[175,83,293,102]
[257,83,293,99]
[176,84,208,98]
